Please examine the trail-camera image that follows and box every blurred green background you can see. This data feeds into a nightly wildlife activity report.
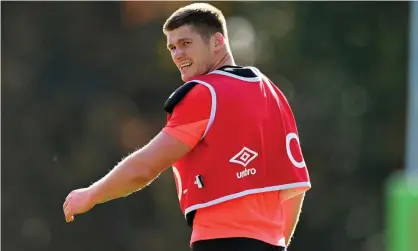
[1,1,412,251]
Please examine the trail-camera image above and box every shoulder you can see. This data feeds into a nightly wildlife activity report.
[164,81,211,114]
[211,65,261,79]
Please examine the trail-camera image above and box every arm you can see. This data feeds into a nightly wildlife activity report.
[282,192,305,247]
[63,84,211,223]
[89,131,192,205]
[89,84,211,205]
[63,132,192,222]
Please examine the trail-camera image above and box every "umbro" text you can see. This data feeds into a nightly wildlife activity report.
[236,168,257,179]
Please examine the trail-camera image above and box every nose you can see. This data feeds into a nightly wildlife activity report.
[172,48,185,61]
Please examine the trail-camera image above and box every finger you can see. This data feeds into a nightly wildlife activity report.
[64,205,76,223]
[64,206,70,215]
[63,192,73,209]
[65,192,73,201]
[66,214,73,223]
[63,199,69,210]
[64,201,71,214]
[64,198,71,209]
[64,207,73,223]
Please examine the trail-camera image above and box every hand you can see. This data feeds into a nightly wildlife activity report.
[63,187,96,223]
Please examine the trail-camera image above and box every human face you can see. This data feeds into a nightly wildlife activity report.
[166,25,214,82]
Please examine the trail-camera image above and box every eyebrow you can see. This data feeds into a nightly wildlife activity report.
[167,37,192,49]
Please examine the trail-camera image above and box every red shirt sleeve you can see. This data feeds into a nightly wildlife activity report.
[162,84,211,147]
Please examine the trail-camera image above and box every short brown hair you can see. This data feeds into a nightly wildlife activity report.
[163,3,227,40]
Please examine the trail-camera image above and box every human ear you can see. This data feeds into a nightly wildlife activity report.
[212,32,225,52]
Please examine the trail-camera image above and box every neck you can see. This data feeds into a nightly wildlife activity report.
[207,50,235,73]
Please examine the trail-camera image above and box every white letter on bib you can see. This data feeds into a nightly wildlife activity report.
[286,133,306,168]
[172,166,182,200]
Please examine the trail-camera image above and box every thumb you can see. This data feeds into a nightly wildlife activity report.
[66,215,74,223]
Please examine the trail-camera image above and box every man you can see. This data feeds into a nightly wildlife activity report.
[63,3,311,251]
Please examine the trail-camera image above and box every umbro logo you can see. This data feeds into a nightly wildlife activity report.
[229,147,258,167]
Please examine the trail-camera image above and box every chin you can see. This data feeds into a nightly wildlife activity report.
[181,73,196,82]
[181,76,189,82]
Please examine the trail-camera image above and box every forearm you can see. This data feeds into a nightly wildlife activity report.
[89,150,157,205]
[282,192,305,247]
[62,132,191,223]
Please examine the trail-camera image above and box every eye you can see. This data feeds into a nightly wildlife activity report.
[168,45,176,51]
[182,41,191,46]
